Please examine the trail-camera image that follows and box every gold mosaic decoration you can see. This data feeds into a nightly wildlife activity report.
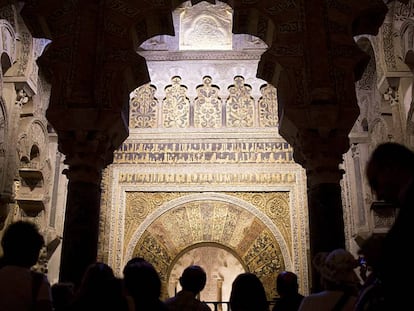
[127,191,289,298]
[124,192,184,245]
[227,192,292,253]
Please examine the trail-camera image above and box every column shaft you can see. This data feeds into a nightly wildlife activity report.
[307,182,345,292]
[59,180,101,287]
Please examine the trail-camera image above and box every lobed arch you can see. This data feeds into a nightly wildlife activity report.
[0,52,11,76]
[0,19,16,64]
[16,118,49,167]
[356,37,378,91]
[129,1,277,88]
[354,37,379,135]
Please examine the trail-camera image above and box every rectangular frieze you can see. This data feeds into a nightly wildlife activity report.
[118,172,296,184]
[114,142,294,164]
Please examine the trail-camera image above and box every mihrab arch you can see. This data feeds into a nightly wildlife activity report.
[120,192,302,300]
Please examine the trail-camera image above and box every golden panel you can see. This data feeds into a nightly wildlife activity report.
[124,192,184,247]
[194,76,222,128]
[129,84,158,128]
[121,188,295,302]
[114,141,294,164]
[162,76,190,128]
[259,84,279,127]
[225,192,292,251]
[133,231,171,282]
[225,76,254,127]
[126,192,289,285]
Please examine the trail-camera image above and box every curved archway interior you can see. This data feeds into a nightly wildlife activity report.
[168,245,245,306]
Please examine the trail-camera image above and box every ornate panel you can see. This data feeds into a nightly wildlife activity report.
[130,83,158,128]
[115,141,294,165]
[194,76,222,128]
[258,83,278,127]
[162,76,190,128]
[179,1,232,50]
[225,76,254,127]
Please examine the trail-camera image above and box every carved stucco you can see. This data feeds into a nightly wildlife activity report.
[179,1,232,50]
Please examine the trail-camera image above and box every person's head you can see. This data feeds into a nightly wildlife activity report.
[366,142,414,203]
[51,282,75,310]
[78,262,115,294]
[74,262,126,309]
[123,257,161,301]
[179,265,207,295]
[313,248,360,291]
[276,271,299,297]
[230,272,268,311]
[1,220,44,267]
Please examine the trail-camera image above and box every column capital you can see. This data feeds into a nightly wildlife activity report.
[57,129,116,184]
[289,130,347,187]
[232,0,386,184]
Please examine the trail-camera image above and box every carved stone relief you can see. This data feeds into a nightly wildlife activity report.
[225,76,254,128]
[179,1,232,50]
[258,83,278,128]
[130,75,278,131]
[130,83,158,128]
[194,76,222,128]
[162,76,190,128]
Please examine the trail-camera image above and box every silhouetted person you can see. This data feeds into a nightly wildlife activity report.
[354,235,386,311]
[0,220,53,311]
[229,272,269,311]
[123,257,168,311]
[51,282,75,311]
[67,261,128,311]
[272,271,304,311]
[364,142,414,310]
[165,265,211,311]
[298,249,360,311]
